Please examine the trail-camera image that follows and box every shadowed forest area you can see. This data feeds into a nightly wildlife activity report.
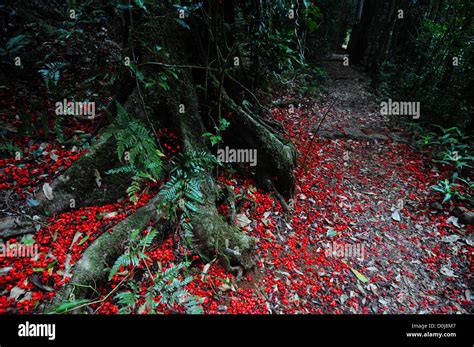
[0,0,472,325]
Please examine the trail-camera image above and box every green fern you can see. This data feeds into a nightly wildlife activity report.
[145,262,204,314]
[114,261,203,314]
[104,102,164,203]
[0,141,21,156]
[157,151,217,247]
[158,152,217,239]
[108,228,158,280]
[115,291,137,314]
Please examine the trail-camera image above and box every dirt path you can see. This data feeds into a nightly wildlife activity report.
[260,58,473,313]
[1,58,471,315]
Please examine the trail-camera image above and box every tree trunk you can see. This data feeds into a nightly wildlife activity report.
[41,2,295,310]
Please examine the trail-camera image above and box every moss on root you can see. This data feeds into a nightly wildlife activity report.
[191,183,256,271]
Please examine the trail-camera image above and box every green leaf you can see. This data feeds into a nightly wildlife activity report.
[48,299,91,314]
[134,0,147,11]
[158,82,169,90]
[219,118,230,131]
[350,268,369,283]
[442,193,452,203]
[242,99,252,111]
[45,261,56,270]
[6,35,27,50]
[307,19,317,32]
[209,135,221,146]
[175,19,190,29]
[78,234,91,246]
[22,235,35,246]
[34,261,56,272]
[115,291,137,306]
[117,3,133,10]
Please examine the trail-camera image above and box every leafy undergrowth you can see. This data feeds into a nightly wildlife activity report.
[1,83,473,315]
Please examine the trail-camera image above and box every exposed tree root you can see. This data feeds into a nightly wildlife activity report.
[218,80,296,198]
[0,214,38,238]
[34,135,131,216]
[41,14,295,310]
[44,194,162,312]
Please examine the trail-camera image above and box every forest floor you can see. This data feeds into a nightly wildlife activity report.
[0,58,472,314]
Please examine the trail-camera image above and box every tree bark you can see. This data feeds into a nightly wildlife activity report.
[41,2,295,309]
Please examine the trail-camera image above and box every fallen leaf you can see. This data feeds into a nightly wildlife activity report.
[391,210,401,222]
[0,267,13,275]
[218,283,232,292]
[77,234,90,246]
[26,198,40,207]
[446,216,460,228]
[69,231,82,250]
[440,266,458,278]
[50,151,59,161]
[442,234,460,243]
[236,213,251,228]
[94,169,102,188]
[42,183,54,201]
[103,211,118,219]
[29,274,54,292]
[350,268,369,283]
[201,262,212,281]
[9,286,26,300]
[326,227,337,237]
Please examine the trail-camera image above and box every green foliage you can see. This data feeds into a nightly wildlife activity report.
[429,126,470,146]
[417,133,437,146]
[241,0,322,84]
[144,262,203,314]
[437,146,473,171]
[375,1,474,131]
[109,228,158,280]
[128,63,176,91]
[114,290,137,313]
[0,141,21,157]
[286,65,328,97]
[38,62,70,90]
[418,126,473,204]
[202,118,230,146]
[54,116,65,144]
[303,1,322,33]
[8,110,51,138]
[0,34,31,57]
[172,3,203,29]
[115,262,203,314]
[419,126,473,173]
[158,151,218,244]
[105,102,164,203]
[110,228,204,314]
[134,0,147,12]
[431,174,464,204]
[47,299,91,314]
